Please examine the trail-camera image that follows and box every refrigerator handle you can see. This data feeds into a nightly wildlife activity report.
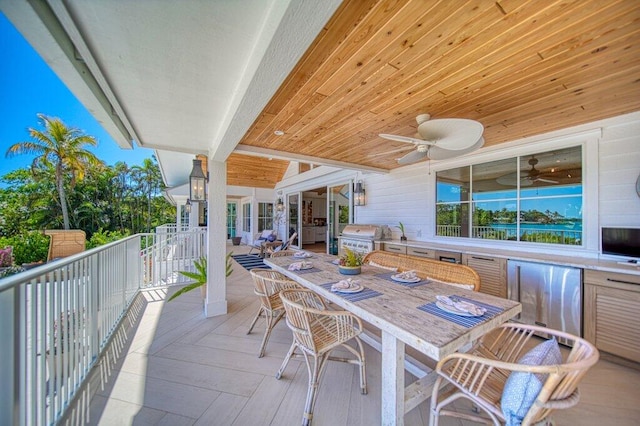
[515,265,521,319]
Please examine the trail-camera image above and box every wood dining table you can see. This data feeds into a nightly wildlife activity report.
[264,252,522,425]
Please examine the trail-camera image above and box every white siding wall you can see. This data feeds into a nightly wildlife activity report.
[347,112,640,258]
[599,120,640,228]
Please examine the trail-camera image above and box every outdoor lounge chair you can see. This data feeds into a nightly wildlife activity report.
[264,232,298,257]
[248,229,277,255]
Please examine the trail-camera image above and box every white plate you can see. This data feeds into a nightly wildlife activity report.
[334,284,364,294]
[294,252,312,258]
[391,274,421,283]
[436,301,485,317]
[299,264,314,270]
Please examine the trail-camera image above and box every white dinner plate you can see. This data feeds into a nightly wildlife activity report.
[436,301,485,317]
[294,252,312,258]
[391,274,421,283]
[334,284,364,294]
[299,264,314,270]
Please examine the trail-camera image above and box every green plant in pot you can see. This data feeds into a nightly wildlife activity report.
[397,222,407,242]
[338,247,363,275]
[169,252,233,301]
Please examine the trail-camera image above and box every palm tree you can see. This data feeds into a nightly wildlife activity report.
[5,114,102,229]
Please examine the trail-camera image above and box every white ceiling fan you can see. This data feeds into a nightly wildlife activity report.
[374,114,484,165]
[496,156,559,186]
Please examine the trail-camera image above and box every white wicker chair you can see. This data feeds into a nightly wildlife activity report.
[277,288,366,426]
[246,269,301,358]
[430,323,599,425]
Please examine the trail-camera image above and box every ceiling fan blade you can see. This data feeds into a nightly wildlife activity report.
[533,177,559,184]
[428,137,485,160]
[416,118,484,150]
[496,172,534,186]
[397,149,428,165]
[379,133,434,145]
[367,146,413,158]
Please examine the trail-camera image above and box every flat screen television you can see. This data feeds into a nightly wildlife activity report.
[601,227,640,259]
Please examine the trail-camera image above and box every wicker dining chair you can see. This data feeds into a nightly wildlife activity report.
[268,250,297,258]
[430,323,599,426]
[277,288,367,426]
[247,269,301,358]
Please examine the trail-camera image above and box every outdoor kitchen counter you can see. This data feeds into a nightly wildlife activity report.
[375,239,640,277]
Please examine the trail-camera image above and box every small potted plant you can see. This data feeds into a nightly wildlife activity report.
[169,253,233,301]
[338,247,363,275]
[397,222,407,242]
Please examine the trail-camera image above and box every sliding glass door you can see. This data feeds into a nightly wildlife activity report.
[287,193,301,248]
[327,183,351,255]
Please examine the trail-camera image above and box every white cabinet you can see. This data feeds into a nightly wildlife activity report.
[314,226,326,243]
[302,227,315,244]
[312,198,326,219]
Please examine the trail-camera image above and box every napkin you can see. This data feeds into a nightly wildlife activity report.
[331,278,359,291]
[294,251,311,258]
[396,270,418,280]
[436,295,486,315]
[288,261,312,271]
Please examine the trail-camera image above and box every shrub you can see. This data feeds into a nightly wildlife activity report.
[0,231,50,265]
[86,229,130,249]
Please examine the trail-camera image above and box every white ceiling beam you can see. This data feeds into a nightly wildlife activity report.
[234,144,389,174]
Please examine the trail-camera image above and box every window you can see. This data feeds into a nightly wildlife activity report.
[436,146,582,246]
[258,202,274,231]
[242,202,251,232]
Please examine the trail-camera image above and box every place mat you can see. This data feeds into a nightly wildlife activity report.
[376,272,428,288]
[320,282,383,303]
[417,295,503,328]
[291,267,322,274]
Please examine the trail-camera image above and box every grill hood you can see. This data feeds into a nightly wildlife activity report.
[341,224,391,240]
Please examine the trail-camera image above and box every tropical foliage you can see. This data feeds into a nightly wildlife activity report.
[168,253,234,301]
[1,115,176,264]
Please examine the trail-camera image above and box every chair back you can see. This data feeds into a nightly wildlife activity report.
[524,327,599,424]
[282,232,298,250]
[269,250,296,258]
[44,229,86,261]
[249,269,299,311]
[279,289,327,353]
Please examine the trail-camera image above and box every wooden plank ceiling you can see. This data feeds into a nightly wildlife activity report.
[229,0,640,186]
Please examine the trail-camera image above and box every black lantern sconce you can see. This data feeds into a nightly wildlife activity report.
[189,159,208,202]
[354,180,366,206]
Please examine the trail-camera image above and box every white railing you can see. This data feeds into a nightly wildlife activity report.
[0,227,207,426]
[436,225,582,245]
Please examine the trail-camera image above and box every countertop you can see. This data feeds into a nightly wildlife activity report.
[375,239,640,277]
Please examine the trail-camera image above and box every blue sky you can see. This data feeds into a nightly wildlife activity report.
[0,12,154,180]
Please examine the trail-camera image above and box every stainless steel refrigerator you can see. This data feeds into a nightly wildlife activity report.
[507,260,582,346]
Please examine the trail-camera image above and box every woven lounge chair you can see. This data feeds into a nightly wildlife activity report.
[246,269,301,358]
[430,323,599,425]
[277,288,367,426]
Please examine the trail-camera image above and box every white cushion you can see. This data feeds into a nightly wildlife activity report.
[501,338,562,426]
[368,260,398,272]
[260,230,274,239]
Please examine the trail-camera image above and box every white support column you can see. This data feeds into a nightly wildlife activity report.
[205,159,228,317]
[189,201,199,228]
[176,201,183,229]
[381,330,405,425]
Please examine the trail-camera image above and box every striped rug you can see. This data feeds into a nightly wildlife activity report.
[231,254,269,271]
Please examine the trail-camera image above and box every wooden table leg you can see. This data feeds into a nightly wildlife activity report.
[381,330,405,426]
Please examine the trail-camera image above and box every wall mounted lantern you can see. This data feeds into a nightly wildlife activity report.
[189,159,208,202]
[354,180,366,206]
[276,197,285,212]
[185,199,192,214]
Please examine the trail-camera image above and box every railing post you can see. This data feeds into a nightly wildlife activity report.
[0,287,17,426]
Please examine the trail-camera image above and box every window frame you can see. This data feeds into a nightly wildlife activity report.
[430,137,596,252]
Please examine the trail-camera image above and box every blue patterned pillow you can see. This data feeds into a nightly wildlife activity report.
[501,337,561,426]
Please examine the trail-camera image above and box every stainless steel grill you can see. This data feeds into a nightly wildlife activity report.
[337,224,391,256]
